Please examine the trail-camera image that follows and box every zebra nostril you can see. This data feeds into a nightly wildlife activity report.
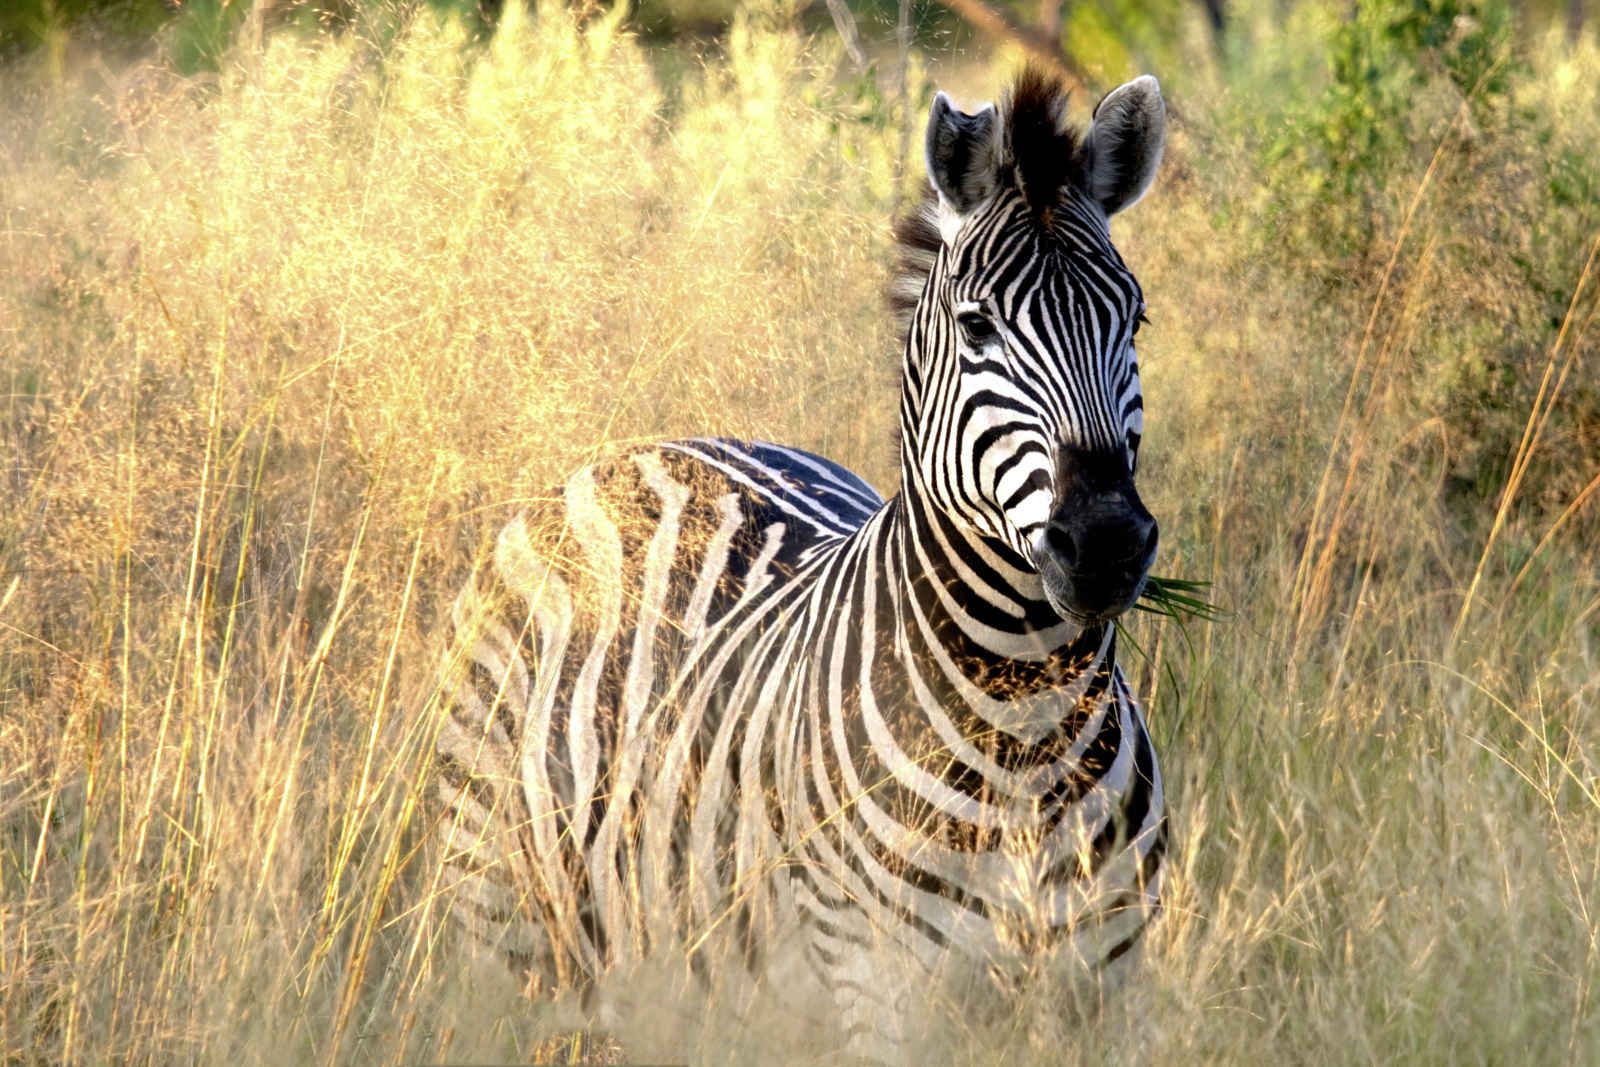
[1138,515,1159,560]
[1047,507,1156,574]
[1045,522,1079,570]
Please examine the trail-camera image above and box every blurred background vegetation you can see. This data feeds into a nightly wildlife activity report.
[1,0,1597,1062]
[4,0,1595,515]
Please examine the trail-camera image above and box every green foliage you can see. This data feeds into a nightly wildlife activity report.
[0,0,505,73]
[164,0,256,73]
[1218,0,1598,533]
[1256,0,1516,262]
[1059,0,1194,85]
[0,0,168,55]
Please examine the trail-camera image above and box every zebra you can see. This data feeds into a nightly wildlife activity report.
[435,67,1169,1062]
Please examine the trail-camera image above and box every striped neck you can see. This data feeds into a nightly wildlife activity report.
[885,464,1115,743]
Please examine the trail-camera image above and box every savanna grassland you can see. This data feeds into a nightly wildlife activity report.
[2,0,1599,1062]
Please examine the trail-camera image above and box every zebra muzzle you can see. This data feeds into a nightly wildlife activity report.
[1036,455,1158,623]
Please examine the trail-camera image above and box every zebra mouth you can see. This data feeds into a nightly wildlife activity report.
[1033,534,1157,625]
[1037,560,1152,624]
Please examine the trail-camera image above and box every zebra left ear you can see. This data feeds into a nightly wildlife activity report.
[1081,75,1166,216]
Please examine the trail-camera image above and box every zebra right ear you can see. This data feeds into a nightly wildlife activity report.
[925,93,1000,218]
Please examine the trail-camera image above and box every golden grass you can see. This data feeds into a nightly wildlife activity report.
[2,4,1598,1063]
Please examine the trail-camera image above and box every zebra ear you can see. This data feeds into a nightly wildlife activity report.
[925,92,1000,217]
[1081,75,1166,216]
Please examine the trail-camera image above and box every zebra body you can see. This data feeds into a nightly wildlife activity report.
[438,69,1171,1060]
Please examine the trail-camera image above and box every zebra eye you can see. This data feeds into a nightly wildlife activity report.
[957,310,999,347]
[1132,309,1150,338]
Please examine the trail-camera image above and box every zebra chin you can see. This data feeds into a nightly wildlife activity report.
[1036,558,1154,624]
[1032,528,1158,625]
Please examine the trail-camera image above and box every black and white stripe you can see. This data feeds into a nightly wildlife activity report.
[436,68,1171,1062]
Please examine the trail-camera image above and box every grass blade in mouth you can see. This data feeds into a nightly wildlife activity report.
[1135,574,1225,624]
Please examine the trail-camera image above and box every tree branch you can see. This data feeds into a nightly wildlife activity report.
[823,0,870,74]
[933,0,1094,93]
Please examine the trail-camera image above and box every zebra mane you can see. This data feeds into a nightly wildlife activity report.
[887,190,941,341]
[1003,65,1084,215]
[887,67,1085,344]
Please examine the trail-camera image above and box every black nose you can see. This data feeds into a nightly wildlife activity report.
[1038,448,1158,621]
[1043,500,1158,574]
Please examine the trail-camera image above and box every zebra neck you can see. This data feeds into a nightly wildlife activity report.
[883,477,1116,743]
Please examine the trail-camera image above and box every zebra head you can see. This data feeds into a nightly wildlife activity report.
[901,68,1166,626]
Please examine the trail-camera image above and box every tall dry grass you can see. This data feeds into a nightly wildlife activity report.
[2,2,1598,1063]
